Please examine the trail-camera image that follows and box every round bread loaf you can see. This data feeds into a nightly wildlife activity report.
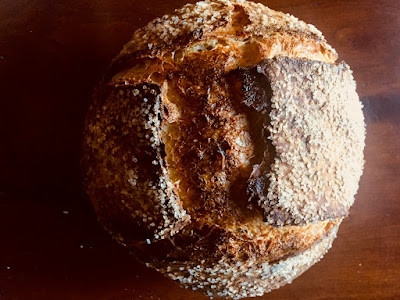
[82,0,366,298]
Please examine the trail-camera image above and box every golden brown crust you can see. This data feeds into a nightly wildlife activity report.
[82,0,365,298]
[107,0,337,84]
[160,223,340,299]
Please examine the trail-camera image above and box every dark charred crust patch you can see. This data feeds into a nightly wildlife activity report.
[229,67,276,219]
[235,66,273,112]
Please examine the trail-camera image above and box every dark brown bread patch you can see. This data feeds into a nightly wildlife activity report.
[82,83,190,245]
[247,56,365,226]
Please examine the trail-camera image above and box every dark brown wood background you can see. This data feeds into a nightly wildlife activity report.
[1,0,399,299]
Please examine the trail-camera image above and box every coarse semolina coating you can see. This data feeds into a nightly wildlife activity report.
[82,0,365,298]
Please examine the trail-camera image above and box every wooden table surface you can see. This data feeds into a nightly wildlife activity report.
[1,0,399,299]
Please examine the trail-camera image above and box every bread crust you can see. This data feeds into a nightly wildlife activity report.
[82,0,365,298]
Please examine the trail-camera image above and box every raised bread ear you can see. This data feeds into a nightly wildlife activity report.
[82,83,190,246]
[238,56,365,226]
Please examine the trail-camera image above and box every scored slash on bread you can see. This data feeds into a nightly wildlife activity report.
[82,0,365,298]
